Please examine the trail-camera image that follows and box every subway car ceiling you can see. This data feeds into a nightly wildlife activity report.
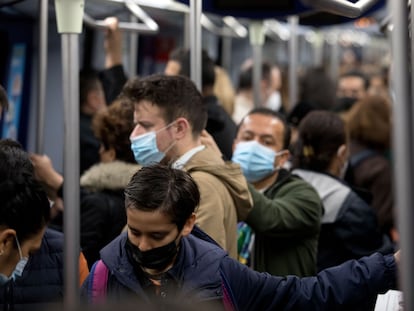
[0,0,388,30]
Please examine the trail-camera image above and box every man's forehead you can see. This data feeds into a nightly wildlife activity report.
[243,113,282,128]
[339,76,365,86]
[240,114,284,136]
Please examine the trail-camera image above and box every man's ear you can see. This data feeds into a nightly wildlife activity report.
[173,117,190,140]
[337,144,348,161]
[274,149,290,168]
[181,213,196,237]
[0,229,16,254]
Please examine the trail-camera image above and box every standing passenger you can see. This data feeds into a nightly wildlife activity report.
[123,74,252,259]
[0,139,64,310]
[165,48,237,160]
[81,163,399,311]
[232,108,322,276]
[291,110,394,271]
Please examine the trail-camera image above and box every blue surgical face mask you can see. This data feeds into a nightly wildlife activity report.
[130,123,175,166]
[232,140,284,183]
[0,236,29,285]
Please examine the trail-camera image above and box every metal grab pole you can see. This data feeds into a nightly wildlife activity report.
[189,0,202,91]
[129,14,138,77]
[54,0,84,309]
[249,22,264,108]
[61,34,80,310]
[389,1,413,310]
[36,0,48,154]
[288,15,299,111]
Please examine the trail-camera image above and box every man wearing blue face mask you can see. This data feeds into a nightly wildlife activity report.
[232,108,323,277]
[122,74,252,260]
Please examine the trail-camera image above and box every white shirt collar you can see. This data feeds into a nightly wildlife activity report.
[172,145,206,170]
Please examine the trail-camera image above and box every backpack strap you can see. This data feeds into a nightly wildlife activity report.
[88,259,109,303]
[220,269,238,311]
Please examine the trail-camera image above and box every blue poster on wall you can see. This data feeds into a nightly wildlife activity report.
[2,43,26,140]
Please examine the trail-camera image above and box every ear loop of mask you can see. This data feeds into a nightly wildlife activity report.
[274,150,287,171]
[13,236,28,278]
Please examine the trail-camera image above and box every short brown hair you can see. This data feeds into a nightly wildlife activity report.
[121,74,207,137]
[346,95,391,150]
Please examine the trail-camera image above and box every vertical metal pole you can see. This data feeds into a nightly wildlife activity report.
[221,36,232,72]
[36,0,48,154]
[390,1,413,310]
[129,14,138,76]
[55,0,83,309]
[189,0,202,90]
[252,45,262,107]
[329,30,340,81]
[183,13,190,50]
[249,22,264,108]
[288,15,298,111]
[61,34,80,310]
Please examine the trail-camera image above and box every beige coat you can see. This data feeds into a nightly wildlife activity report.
[183,146,252,259]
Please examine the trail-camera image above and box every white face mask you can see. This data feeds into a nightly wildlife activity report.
[0,236,29,285]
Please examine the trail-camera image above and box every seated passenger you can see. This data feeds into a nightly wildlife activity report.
[291,110,394,271]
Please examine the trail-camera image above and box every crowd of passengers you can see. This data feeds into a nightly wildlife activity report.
[0,17,399,311]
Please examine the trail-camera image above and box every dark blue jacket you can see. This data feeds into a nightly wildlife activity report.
[0,228,64,311]
[81,230,397,311]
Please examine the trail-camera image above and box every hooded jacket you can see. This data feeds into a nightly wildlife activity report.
[80,160,141,267]
[292,169,394,271]
[183,146,252,259]
[81,229,397,311]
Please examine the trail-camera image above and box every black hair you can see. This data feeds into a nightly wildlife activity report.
[121,74,207,137]
[292,110,346,172]
[339,70,370,90]
[241,107,291,150]
[124,164,200,231]
[0,139,50,243]
[237,62,272,91]
[79,69,102,106]
[169,48,216,89]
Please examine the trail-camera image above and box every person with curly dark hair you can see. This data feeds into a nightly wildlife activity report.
[31,98,141,268]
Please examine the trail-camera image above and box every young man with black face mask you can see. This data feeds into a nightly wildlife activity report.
[80,163,400,311]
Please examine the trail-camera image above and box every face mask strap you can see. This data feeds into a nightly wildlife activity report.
[14,236,23,260]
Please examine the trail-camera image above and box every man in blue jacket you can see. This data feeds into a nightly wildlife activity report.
[81,163,399,311]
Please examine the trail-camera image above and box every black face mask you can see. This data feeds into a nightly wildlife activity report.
[333,97,358,113]
[126,235,179,271]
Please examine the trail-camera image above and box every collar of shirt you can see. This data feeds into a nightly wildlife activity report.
[172,145,206,170]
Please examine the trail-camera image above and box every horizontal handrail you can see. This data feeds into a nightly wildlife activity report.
[83,0,158,34]
[302,0,379,18]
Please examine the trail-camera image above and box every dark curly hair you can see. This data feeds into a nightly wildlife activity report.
[92,98,135,163]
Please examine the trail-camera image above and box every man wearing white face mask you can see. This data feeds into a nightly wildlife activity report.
[232,108,323,277]
[0,139,49,308]
[123,74,252,260]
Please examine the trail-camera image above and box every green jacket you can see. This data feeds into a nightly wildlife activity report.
[246,169,322,277]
